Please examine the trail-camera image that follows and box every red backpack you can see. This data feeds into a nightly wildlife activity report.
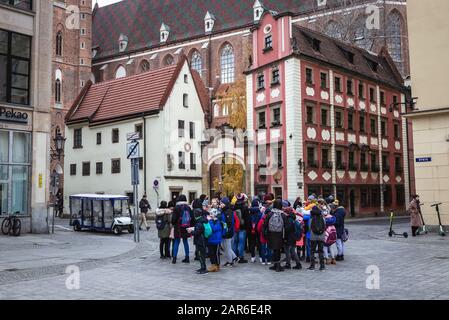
[233,211,240,233]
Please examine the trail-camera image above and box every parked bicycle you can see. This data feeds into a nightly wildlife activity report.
[1,211,22,236]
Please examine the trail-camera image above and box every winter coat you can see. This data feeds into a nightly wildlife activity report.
[234,202,251,233]
[334,206,346,239]
[295,211,304,247]
[283,208,298,246]
[207,219,224,245]
[155,208,172,239]
[193,216,209,249]
[409,199,423,227]
[309,212,326,242]
[257,214,268,244]
[263,208,287,250]
[221,205,235,239]
[139,199,151,214]
[249,206,263,236]
[171,201,194,239]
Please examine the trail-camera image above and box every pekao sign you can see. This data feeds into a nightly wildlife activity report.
[0,107,29,124]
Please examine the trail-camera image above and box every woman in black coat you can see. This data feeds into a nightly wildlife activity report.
[171,194,194,264]
[263,199,288,272]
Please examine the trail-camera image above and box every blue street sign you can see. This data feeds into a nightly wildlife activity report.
[416,157,432,163]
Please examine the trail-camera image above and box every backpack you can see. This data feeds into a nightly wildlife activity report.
[156,214,166,231]
[233,211,240,233]
[341,228,349,242]
[293,219,303,241]
[310,212,325,235]
[203,222,212,239]
[325,225,337,245]
[235,209,244,228]
[268,210,284,232]
[180,205,191,228]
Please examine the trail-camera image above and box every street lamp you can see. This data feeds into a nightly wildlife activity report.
[51,128,66,161]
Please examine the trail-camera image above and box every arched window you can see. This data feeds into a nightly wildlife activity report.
[220,44,235,84]
[115,65,126,79]
[353,16,374,51]
[387,11,403,68]
[324,21,343,40]
[140,60,150,72]
[163,55,174,66]
[191,51,202,75]
[55,69,62,103]
[55,79,61,103]
[56,31,63,56]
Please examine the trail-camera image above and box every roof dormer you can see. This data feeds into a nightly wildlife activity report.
[118,33,128,53]
[160,23,170,43]
[205,11,216,34]
[253,0,264,22]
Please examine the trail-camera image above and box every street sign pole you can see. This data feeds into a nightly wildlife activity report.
[127,134,141,243]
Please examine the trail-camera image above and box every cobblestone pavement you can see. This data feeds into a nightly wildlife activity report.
[1,218,449,300]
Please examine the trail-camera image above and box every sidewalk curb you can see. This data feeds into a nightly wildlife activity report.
[345,216,409,223]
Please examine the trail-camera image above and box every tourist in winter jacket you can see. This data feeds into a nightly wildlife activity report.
[263,199,288,272]
[334,204,346,261]
[192,199,208,262]
[248,199,263,263]
[308,205,327,271]
[220,197,238,267]
[207,209,224,272]
[156,201,172,259]
[257,212,272,265]
[233,193,251,263]
[171,194,194,264]
[409,195,423,237]
[323,209,337,265]
[282,204,302,270]
[192,205,209,274]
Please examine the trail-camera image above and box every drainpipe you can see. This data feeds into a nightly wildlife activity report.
[143,113,147,195]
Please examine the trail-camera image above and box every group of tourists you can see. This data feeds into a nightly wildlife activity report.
[152,193,348,274]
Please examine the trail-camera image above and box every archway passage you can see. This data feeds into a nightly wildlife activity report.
[210,155,245,198]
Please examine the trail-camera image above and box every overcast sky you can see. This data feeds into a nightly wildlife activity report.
[96,0,122,7]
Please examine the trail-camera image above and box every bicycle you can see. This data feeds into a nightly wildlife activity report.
[1,211,22,236]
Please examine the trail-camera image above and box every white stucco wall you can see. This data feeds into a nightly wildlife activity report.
[64,61,205,210]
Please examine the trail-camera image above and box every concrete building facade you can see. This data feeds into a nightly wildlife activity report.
[406,0,449,226]
[0,0,53,232]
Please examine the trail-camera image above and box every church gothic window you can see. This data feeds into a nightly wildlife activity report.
[220,44,235,84]
[191,51,202,76]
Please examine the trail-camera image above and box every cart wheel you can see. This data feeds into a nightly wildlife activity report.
[128,226,134,234]
[403,232,408,238]
[388,231,393,237]
[73,222,82,232]
[113,226,122,235]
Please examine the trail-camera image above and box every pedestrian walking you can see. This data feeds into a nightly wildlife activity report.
[139,194,151,231]
[408,195,423,237]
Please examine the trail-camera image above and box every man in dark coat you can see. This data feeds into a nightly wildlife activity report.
[171,194,194,264]
[138,195,151,231]
[233,193,251,263]
[263,199,288,272]
[192,202,209,274]
[333,203,346,261]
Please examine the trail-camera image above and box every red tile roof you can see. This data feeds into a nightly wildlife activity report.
[66,56,209,125]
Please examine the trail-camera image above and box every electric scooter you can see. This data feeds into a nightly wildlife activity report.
[431,202,446,237]
[416,203,428,235]
[388,209,408,238]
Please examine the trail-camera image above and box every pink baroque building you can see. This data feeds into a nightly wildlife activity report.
[246,11,410,217]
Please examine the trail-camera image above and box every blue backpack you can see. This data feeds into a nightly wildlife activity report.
[180,205,191,228]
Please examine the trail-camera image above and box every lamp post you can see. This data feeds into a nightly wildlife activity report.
[50,128,66,161]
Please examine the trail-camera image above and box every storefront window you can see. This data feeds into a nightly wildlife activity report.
[12,131,30,163]
[11,166,28,214]
[0,130,8,162]
[0,130,31,215]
